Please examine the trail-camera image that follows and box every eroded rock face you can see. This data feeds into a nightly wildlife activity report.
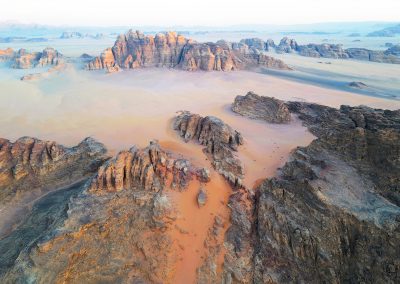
[0,48,15,62]
[86,30,290,72]
[174,111,244,187]
[0,136,108,237]
[2,141,213,283]
[90,140,201,192]
[12,48,63,69]
[232,91,291,123]
[253,100,400,283]
[0,137,107,206]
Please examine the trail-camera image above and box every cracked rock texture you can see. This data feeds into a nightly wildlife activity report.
[174,111,244,187]
[86,30,290,72]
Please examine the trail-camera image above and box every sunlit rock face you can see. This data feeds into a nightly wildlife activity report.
[11,48,64,69]
[174,111,244,187]
[86,30,291,72]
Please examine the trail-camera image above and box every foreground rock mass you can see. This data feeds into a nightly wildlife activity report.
[174,111,244,187]
[1,141,217,283]
[86,30,291,72]
[232,91,291,123]
[230,92,400,283]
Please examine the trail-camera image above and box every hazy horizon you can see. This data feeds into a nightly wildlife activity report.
[2,0,399,27]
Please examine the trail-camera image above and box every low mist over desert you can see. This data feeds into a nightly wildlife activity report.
[0,0,400,283]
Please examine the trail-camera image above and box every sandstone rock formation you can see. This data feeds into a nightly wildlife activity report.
[232,91,291,123]
[271,37,400,64]
[0,48,15,62]
[90,140,202,192]
[86,30,290,72]
[12,47,63,69]
[0,136,108,238]
[1,141,216,283]
[174,111,244,187]
[349,81,368,89]
[254,102,400,283]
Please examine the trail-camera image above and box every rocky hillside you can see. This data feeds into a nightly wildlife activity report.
[1,100,399,283]
[0,137,108,236]
[232,92,400,283]
[86,30,290,72]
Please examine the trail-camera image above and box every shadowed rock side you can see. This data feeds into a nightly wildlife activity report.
[232,91,291,123]
[0,137,108,236]
[234,95,400,283]
[174,111,244,187]
[86,30,290,72]
[1,141,212,283]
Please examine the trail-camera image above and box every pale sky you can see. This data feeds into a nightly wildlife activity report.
[1,0,399,26]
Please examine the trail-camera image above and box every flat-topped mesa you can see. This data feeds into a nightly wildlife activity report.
[12,47,64,69]
[173,111,244,187]
[86,30,291,72]
[90,140,208,193]
[232,91,292,123]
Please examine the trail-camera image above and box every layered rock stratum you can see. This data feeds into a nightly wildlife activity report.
[232,91,291,123]
[11,47,63,69]
[86,30,291,72]
[174,111,244,187]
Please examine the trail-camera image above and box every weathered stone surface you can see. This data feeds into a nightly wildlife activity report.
[276,37,298,53]
[252,101,400,283]
[174,111,244,187]
[0,137,107,204]
[1,141,212,283]
[90,140,203,192]
[12,48,63,69]
[86,30,290,72]
[232,91,291,123]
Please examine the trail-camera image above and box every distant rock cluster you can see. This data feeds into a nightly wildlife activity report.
[60,31,105,39]
[367,24,400,37]
[86,30,291,72]
[0,47,64,69]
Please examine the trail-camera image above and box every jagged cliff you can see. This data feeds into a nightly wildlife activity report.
[86,30,290,72]
[174,111,244,187]
[231,92,400,283]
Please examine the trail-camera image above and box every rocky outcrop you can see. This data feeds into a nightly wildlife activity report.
[349,81,368,89]
[276,37,298,53]
[367,24,400,37]
[297,43,349,59]
[248,98,400,283]
[12,48,63,69]
[1,141,214,283]
[0,48,15,62]
[271,36,400,64]
[232,91,291,123]
[86,30,290,72]
[174,111,244,187]
[346,48,400,64]
[0,137,108,206]
[90,140,205,192]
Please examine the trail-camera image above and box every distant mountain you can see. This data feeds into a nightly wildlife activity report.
[367,24,400,37]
